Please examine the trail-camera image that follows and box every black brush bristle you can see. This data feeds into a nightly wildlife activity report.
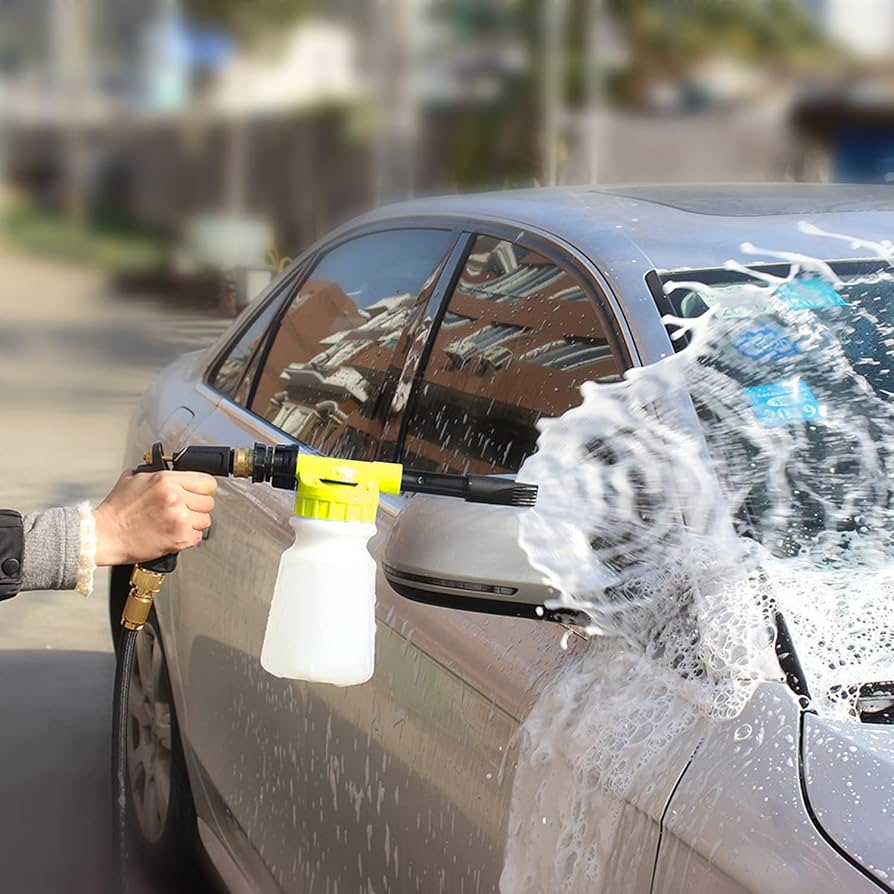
[464,476,539,506]
[511,483,538,506]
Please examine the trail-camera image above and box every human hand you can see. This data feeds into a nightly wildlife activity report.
[93,470,218,567]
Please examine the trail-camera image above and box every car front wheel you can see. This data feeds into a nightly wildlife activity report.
[120,611,202,887]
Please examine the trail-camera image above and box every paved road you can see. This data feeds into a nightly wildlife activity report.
[0,243,231,893]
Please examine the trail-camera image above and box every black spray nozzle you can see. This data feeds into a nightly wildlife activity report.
[400,469,538,507]
[164,442,538,507]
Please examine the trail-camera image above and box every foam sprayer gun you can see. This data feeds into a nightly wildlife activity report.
[121,443,537,683]
[116,442,539,884]
[113,444,536,882]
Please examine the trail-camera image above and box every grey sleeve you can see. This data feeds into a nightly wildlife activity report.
[21,507,81,592]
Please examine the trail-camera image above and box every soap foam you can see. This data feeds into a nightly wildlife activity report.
[518,229,894,721]
[503,227,894,892]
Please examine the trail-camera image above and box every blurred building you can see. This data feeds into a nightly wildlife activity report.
[4,0,889,269]
[805,0,894,59]
[207,20,360,116]
[792,0,894,182]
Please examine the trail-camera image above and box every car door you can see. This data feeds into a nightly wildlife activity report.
[167,225,461,888]
[236,227,694,893]
[172,221,697,893]
[364,230,679,894]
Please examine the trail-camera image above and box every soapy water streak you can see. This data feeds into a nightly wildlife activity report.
[518,222,894,721]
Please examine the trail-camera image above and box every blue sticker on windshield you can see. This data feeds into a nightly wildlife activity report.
[774,278,845,311]
[732,325,801,362]
[744,380,823,428]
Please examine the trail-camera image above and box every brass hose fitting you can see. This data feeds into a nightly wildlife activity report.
[232,446,253,479]
[121,566,167,631]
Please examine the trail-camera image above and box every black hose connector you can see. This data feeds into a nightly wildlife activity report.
[270,445,301,491]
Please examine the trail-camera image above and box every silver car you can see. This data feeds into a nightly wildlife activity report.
[113,185,894,893]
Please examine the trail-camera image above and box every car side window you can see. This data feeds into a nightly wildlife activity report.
[210,297,282,402]
[401,234,625,475]
[250,228,456,460]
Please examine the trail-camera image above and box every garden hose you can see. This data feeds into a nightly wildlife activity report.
[112,443,178,890]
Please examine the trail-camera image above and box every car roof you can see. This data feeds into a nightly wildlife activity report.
[359,183,894,273]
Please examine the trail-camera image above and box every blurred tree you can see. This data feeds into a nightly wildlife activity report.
[176,0,834,198]
[605,0,833,106]
[438,0,833,188]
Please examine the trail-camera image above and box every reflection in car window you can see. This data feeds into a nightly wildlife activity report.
[211,298,281,403]
[402,235,625,475]
[250,229,455,460]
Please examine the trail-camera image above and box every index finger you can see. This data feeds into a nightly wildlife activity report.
[172,471,219,496]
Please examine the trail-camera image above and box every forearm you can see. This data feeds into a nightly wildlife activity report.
[22,505,94,594]
[0,504,97,599]
[0,467,216,601]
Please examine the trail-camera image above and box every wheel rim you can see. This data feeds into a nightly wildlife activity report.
[127,621,173,845]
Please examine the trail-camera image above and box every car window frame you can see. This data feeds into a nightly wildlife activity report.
[203,220,466,451]
[204,260,311,401]
[395,222,635,472]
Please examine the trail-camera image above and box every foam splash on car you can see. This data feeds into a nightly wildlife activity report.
[501,225,894,892]
[517,224,894,722]
[500,638,705,893]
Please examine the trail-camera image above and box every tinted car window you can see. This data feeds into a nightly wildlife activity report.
[250,229,455,459]
[401,235,625,475]
[210,298,281,401]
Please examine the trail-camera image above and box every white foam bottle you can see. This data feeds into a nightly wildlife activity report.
[260,455,402,686]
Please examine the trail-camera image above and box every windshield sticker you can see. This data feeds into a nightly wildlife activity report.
[698,284,771,319]
[774,278,845,311]
[743,380,824,428]
[732,325,801,362]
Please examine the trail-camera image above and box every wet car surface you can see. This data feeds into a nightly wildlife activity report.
[114,184,894,893]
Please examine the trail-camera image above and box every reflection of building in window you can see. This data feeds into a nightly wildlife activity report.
[462,265,564,302]
[377,332,401,349]
[281,363,369,403]
[256,287,427,455]
[464,241,518,278]
[402,236,625,476]
[268,395,349,450]
[443,323,525,368]
[523,337,614,370]
[248,228,454,459]
[215,356,250,393]
[550,285,587,302]
[212,298,281,399]
[442,311,475,327]
[309,339,367,372]
[354,293,415,333]
[251,280,367,414]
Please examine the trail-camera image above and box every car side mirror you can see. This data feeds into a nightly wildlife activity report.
[383,495,589,624]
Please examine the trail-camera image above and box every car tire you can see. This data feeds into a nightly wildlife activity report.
[119,609,202,887]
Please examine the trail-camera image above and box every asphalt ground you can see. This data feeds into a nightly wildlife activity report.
[0,242,231,893]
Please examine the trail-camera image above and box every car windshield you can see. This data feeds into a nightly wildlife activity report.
[659,259,894,557]
[519,254,894,716]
